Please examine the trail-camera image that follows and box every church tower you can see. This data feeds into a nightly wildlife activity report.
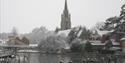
[61,0,71,30]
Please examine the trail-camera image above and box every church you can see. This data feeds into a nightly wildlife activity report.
[60,0,71,30]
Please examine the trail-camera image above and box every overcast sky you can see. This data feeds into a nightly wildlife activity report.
[0,0,124,33]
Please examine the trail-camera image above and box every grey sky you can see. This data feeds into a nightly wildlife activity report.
[0,0,124,33]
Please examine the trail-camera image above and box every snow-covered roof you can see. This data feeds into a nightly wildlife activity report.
[120,37,125,41]
[57,29,71,37]
[18,50,39,53]
[90,40,105,45]
[112,42,120,45]
[97,30,114,36]
[73,26,81,31]
[29,44,38,47]
[110,39,120,45]
[89,40,120,46]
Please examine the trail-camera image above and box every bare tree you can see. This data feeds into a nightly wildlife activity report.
[94,22,105,30]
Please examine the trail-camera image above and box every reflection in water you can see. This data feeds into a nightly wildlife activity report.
[38,54,60,63]
[69,54,83,63]
[28,53,85,63]
[17,53,125,63]
[29,53,70,63]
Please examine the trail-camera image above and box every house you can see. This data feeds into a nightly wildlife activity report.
[8,36,30,45]
[0,39,7,45]
[88,39,121,54]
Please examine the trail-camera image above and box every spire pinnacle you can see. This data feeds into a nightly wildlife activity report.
[63,0,69,17]
[64,0,68,11]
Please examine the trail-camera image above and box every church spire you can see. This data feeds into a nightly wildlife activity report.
[61,0,71,30]
[63,0,69,17]
[64,0,68,11]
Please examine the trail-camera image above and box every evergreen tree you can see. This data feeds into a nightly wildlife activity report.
[55,27,60,33]
[84,41,93,52]
[105,40,113,50]
[102,4,125,40]
[79,27,91,40]
[68,29,77,44]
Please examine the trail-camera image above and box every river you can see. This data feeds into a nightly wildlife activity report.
[16,52,125,63]
[29,53,83,63]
